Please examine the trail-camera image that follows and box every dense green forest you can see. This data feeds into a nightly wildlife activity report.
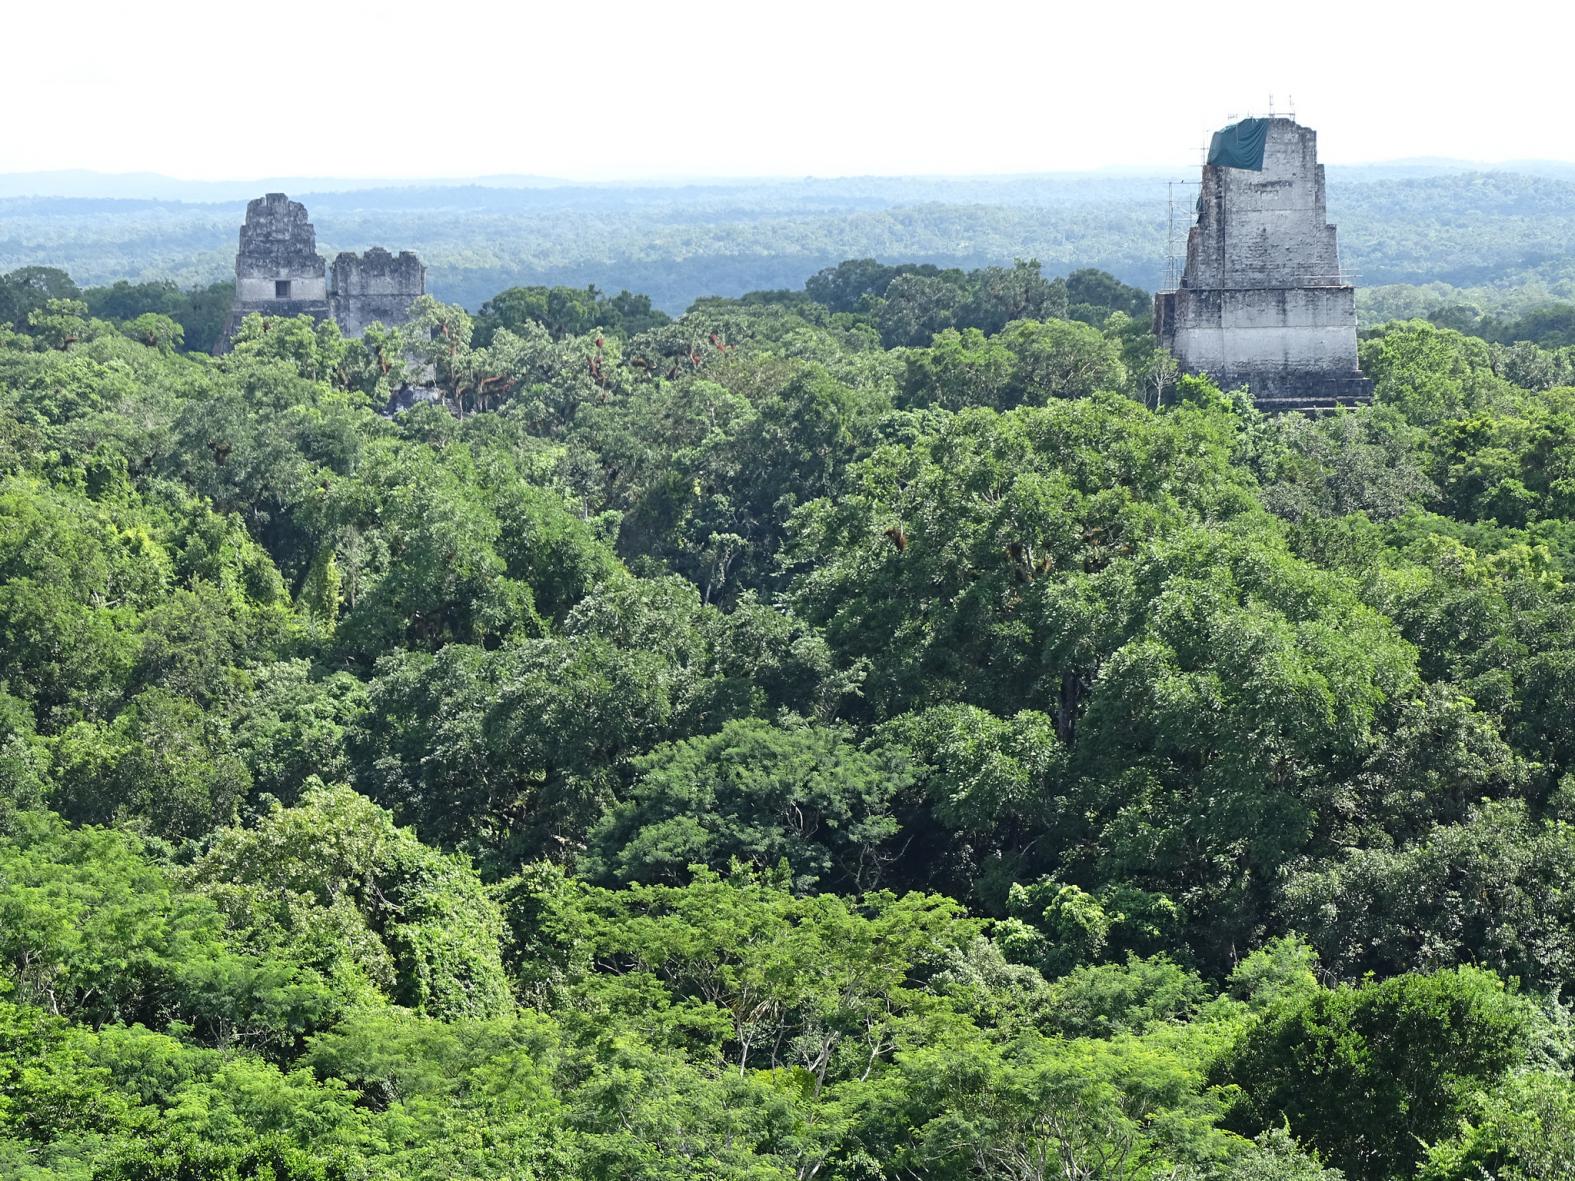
[5,255,1575,1179]
[8,167,1575,316]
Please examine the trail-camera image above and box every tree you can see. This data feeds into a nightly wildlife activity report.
[0,812,338,1042]
[1360,321,1515,425]
[1282,801,1575,991]
[587,717,905,890]
[805,259,933,314]
[0,267,79,329]
[786,392,1256,722]
[189,782,514,1019]
[901,327,1017,411]
[120,312,184,353]
[890,1028,1236,1181]
[1218,967,1534,1181]
[1420,1071,1575,1181]
[348,575,843,864]
[403,295,476,417]
[1065,268,1150,324]
[960,260,1069,334]
[228,312,347,382]
[474,284,670,345]
[327,438,539,659]
[875,704,1066,903]
[996,317,1126,403]
[0,690,48,831]
[874,273,966,347]
[50,688,251,840]
[24,299,97,351]
[0,474,153,718]
[567,870,980,1086]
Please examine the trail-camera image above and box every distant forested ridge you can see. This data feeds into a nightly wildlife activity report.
[8,166,1575,316]
[5,248,1575,1177]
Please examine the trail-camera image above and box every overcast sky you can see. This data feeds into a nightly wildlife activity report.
[9,0,1572,181]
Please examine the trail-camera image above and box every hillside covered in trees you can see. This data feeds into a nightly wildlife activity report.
[8,166,1575,318]
[4,257,1575,1178]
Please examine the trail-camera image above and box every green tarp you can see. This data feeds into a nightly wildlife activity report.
[1207,118,1269,171]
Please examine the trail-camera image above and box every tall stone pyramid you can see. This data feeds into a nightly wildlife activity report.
[1154,117,1372,410]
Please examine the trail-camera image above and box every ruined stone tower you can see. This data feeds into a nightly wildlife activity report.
[329,248,426,337]
[219,193,330,346]
[217,193,424,351]
[1154,117,1372,410]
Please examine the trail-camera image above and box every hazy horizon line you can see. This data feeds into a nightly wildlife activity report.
[6,155,1575,196]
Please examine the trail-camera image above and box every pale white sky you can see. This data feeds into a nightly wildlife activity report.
[8,0,1572,181]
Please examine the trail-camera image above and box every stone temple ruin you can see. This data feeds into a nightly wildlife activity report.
[217,193,425,351]
[1154,116,1372,410]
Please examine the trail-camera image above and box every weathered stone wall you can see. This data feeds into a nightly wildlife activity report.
[1155,286,1362,392]
[236,276,329,302]
[329,247,425,337]
[1155,118,1372,410]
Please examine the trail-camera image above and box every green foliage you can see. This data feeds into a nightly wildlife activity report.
[190,783,512,1020]
[1283,801,1575,991]
[0,813,338,1043]
[1219,967,1535,1181]
[567,870,982,1078]
[474,284,670,346]
[0,691,48,830]
[1220,1129,1347,1181]
[326,436,541,657]
[349,574,848,865]
[900,316,1127,410]
[4,259,1575,1178]
[1039,954,1212,1038]
[26,299,102,351]
[83,277,231,353]
[876,704,1065,903]
[0,473,150,718]
[1419,1069,1575,1181]
[587,716,905,890]
[0,266,80,329]
[120,312,183,353]
[49,687,251,839]
[884,1024,1240,1181]
[1226,936,1320,1010]
[1065,267,1150,324]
